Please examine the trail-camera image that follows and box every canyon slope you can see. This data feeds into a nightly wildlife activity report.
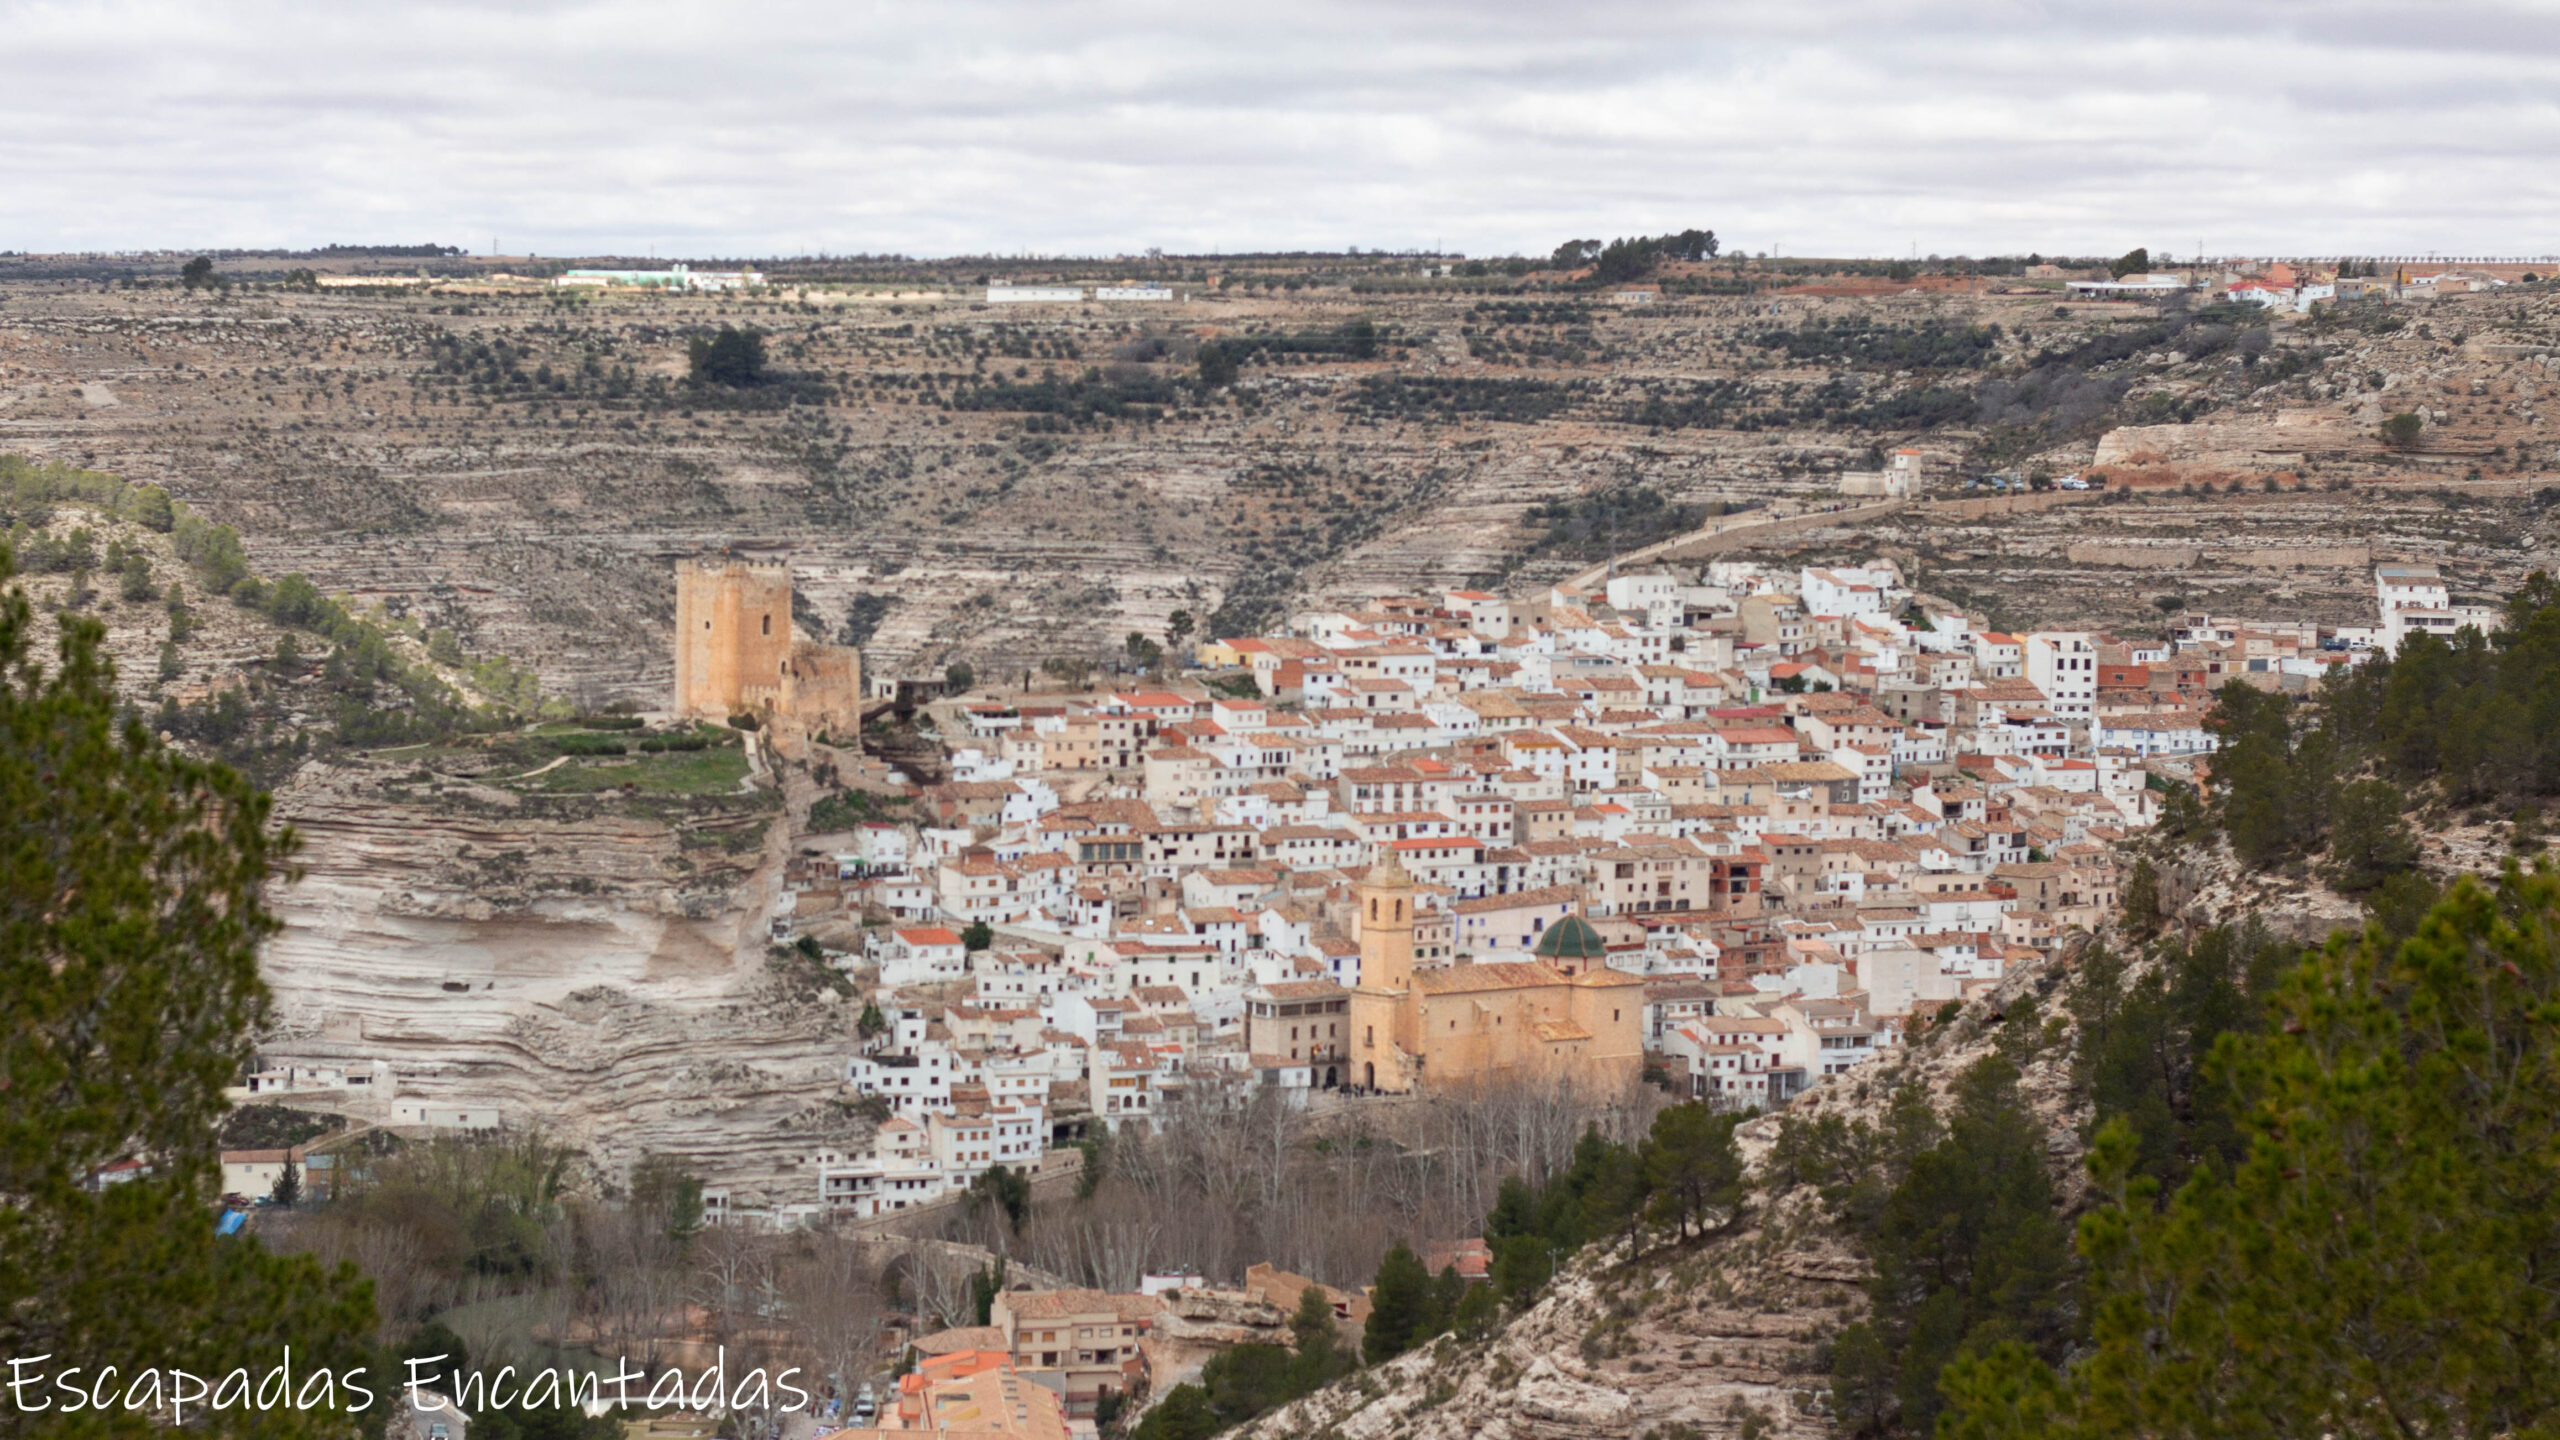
[5,256,2557,697]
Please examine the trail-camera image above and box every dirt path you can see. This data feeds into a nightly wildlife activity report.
[1566,499,1907,589]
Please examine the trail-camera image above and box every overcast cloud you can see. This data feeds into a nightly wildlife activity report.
[4,0,2558,259]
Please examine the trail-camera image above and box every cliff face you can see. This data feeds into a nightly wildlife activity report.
[256,754,870,1198]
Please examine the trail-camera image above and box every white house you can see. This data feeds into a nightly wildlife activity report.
[2024,632,2097,720]
[874,925,969,985]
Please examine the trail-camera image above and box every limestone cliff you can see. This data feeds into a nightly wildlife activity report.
[255,751,870,1199]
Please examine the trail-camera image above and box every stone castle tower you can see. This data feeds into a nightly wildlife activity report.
[672,557,862,734]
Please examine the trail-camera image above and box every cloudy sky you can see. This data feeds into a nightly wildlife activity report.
[5,0,2558,260]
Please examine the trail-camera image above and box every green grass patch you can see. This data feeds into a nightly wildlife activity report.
[518,744,750,796]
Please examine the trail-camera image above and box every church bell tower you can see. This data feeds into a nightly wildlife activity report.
[1356,853,1417,994]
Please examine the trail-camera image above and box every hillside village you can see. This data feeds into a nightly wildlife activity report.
[138,467,2503,1431]
[705,550,2468,1238]
[52,243,2532,1435]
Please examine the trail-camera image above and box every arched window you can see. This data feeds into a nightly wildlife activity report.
[761,614,771,636]
[1394,899,1404,922]
[1368,898,1377,922]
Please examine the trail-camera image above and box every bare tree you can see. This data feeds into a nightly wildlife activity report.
[988,1073,1663,1294]
[692,1224,776,1353]
[899,1246,983,1332]
[782,1231,887,1404]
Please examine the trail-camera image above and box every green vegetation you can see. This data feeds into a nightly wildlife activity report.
[1823,1058,2075,1438]
[217,1104,339,1151]
[1196,341,1239,388]
[842,592,897,646]
[1769,917,2307,1437]
[1618,376,1757,430]
[2205,580,2560,885]
[1549,229,1718,281]
[1212,319,1386,366]
[1944,869,2560,1440]
[687,324,767,387]
[951,367,1178,426]
[0,543,378,1437]
[3,452,556,770]
[518,740,748,795]
[1517,485,1751,562]
[808,787,908,830]
[1344,374,1585,425]
[963,1164,1032,1231]
[1753,318,2004,371]
[1136,1286,1354,1440]
[1362,1243,1451,1364]
[1483,1104,1749,1311]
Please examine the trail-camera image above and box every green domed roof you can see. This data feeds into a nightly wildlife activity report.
[1533,913,1608,961]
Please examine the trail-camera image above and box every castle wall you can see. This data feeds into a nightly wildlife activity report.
[783,641,864,735]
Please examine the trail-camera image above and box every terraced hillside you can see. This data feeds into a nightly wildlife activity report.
[5,256,2555,698]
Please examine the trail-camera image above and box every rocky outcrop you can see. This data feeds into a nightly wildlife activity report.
[1152,1289,1291,1347]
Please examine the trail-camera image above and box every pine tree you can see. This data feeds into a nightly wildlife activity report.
[2323,779,2419,893]
[2120,857,2162,939]
[0,545,376,1436]
[130,484,175,533]
[1286,1284,1350,1390]
[1363,1243,1431,1364]
[1859,1056,2075,1437]
[1642,1104,1747,1242]
[1943,871,2560,1440]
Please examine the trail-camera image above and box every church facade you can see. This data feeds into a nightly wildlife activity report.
[1345,856,1646,1093]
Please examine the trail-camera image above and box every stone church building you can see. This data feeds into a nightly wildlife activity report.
[1347,855,1646,1093]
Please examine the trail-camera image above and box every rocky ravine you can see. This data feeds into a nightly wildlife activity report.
[255,753,872,1198]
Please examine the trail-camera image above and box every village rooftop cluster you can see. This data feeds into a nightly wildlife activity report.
[735,557,2470,1243]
